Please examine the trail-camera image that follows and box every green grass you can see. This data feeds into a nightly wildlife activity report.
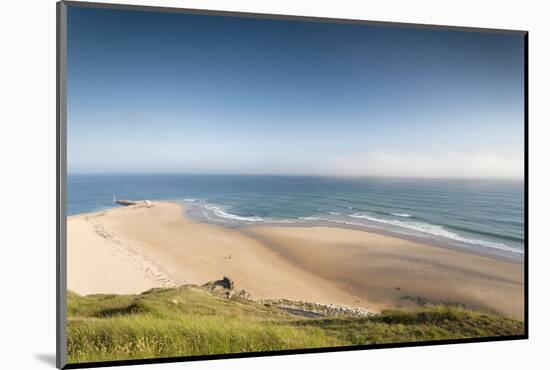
[67,286,524,364]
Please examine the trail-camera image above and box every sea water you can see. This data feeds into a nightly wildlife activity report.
[68,174,524,259]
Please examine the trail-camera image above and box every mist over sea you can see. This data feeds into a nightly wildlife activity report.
[68,174,524,259]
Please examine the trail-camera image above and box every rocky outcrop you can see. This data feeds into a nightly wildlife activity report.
[201,276,249,299]
[201,277,370,318]
[255,298,371,318]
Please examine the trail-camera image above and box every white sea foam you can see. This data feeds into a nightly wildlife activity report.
[329,212,341,216]
[201,210,218,222]
[391,212,412,217]
[299,216,323,221]
[268,218,300,224]
[203,204,266,222]
[348,213,522,254]
[183,198,197,202]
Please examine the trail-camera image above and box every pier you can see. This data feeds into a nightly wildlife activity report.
[113,196,152,207]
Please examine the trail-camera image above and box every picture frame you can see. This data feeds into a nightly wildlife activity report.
[57,1,528,368]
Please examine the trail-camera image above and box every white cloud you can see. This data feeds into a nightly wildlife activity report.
[321,151,524,179]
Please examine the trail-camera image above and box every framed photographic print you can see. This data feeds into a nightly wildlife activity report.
[57,1,528,368]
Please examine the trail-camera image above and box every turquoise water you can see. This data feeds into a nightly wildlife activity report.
[68,174,524,258]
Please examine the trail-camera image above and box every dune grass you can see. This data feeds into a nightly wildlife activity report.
[67,286,524,364]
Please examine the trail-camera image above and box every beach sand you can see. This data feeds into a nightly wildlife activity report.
[67,201,524,319]
[246,226,524,319]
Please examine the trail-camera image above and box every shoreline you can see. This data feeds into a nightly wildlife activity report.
[71,201,524,264]
[182,203,523,264]
[67,201,524,319]
[239,220,524,264]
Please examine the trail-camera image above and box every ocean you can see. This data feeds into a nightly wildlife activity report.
[68,174,524,259]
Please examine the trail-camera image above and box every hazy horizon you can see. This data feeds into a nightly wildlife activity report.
[67,171,524,181]
[67,8,525,179]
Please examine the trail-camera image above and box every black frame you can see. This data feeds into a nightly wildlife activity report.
[56,1,529,368]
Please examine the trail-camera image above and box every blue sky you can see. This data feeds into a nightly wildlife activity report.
[67,7,525,178]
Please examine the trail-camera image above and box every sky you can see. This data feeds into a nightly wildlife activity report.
[67,6,525,178]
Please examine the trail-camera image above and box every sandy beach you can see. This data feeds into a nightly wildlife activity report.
[68,201,524,319]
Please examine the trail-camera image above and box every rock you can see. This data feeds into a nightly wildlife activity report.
[236,289,251,300]
[222,276,235,290]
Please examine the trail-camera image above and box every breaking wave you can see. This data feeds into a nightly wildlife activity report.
[348,213,522,254]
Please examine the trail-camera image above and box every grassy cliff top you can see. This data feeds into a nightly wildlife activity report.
[67,283,524,364]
